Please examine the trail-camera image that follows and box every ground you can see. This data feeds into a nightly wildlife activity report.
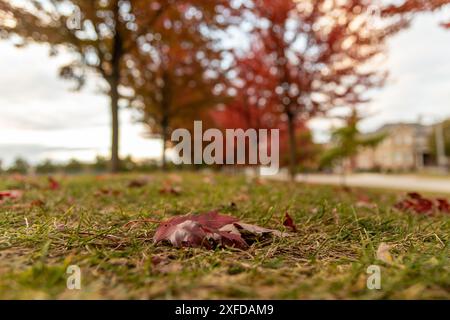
[0,172,448,299]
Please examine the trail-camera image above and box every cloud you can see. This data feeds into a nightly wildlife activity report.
[364,13,450,131]
[0,42,109,131]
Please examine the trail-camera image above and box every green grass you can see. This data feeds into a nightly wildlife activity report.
[0,172,448,299]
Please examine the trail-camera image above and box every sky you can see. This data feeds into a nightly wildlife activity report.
[0,10,450,166]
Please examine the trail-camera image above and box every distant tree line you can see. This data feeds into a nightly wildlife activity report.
[0,156,170,175]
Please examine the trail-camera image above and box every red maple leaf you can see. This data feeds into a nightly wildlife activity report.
[395,192,450,215]
[283,212,297,232]
[48,177,61,190]
[152,211,289,250]
[0,190,23,203]
[437,199,450,213]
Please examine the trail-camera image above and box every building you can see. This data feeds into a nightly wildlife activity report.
[355,123,435,172]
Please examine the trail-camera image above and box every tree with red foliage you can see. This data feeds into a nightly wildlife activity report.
[239,0,408,178]
[383,0,450,28]
[125,1,233,169]
[211,44,279,132]
[211,43,320,170]
[210,45,279,169]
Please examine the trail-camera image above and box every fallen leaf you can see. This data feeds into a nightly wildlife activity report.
[48,177,60,190]
[54,222,66,232]
[234,193,250,202]
[151,255,167,266]
[95,188,121,197]
[128,179,148,188]
[0,190,24,204]
[283,212,297,232]
[232,222,289,238]
[202,176,215,185]
[436,199,450,213]
[254,178,267,186]
[357,194,371,203]
[152,211,289,250]
[376,242,394,265]
[30,199,45,207]
[355,193,376,208]
[395,192,449,215]
[168,174,183,184]
[159,183,182,195]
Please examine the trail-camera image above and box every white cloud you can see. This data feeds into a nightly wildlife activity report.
[0,42,161,165]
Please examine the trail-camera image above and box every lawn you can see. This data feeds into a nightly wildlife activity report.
[0,172,448,299]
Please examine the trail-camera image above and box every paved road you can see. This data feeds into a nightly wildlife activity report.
[267,172,450,194]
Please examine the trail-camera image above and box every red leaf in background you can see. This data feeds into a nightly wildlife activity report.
[437,199,450,213]
[30,199,45,207]
[357,194,371,203]
[355,193,376,209]
[159,182,182,195]
[128,179,148,188]
[407,192,422,200]
[153,211,289,250]
[414,198,434,215]
[283,212,297,232]
[48,177,60,190]
[395,192,449,215]
[95,188,122,197]
[394,199,415,211]
[0,190,23,203]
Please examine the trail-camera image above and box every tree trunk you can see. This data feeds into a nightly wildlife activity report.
[110,86,120,173]
[340,159,347,188]
[287,112,297,180]
[161,117,169,171]
[160,71,172,171]
[109,2,122,173]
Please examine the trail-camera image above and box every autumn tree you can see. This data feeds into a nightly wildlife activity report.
[213,43,279,131]
[0,0,171,172]
[211,43,322,172]
[239,0,407,178]
[125,1,232,169]
[383,0,450,27]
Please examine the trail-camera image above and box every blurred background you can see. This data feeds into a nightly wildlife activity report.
[0,0,449,178]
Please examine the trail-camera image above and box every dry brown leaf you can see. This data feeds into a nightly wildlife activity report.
[376,242,394,265]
